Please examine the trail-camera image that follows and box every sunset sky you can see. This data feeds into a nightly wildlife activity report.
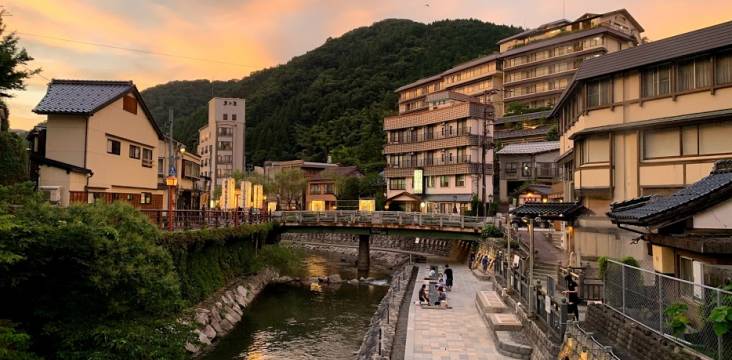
[4,0,732,130]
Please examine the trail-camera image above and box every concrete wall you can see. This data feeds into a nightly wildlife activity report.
[45,114,87,167]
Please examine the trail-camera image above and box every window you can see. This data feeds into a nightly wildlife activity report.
[140,192,152,204]
[455,175,465,187]
[157,158,164,175]
[677,57,712,91]
[217,155,233,164]
[218,141,233,151]
[644,128,679,158]
[522,162,532,177]
[232,114,237,121]
[325,183,335,194]
[182,160,199,178]
[439,176,449,187]
[715,51,732,85]
[223,114,228,121]
[426,176,435,188]
[641,64,671,98]
[122,96,137,114]
[107,139,120,155]
[389,178,406,190]
[218,127,233,136]
[586,78,612,107]
[142,148,153,167]
[581,135,610,164]
[699,122,732,155]
[129,144,140,159]
[309,184,321,195]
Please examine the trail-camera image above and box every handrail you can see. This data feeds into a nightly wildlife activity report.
[274,210,492,232]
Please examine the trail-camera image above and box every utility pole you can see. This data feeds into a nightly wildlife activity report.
[528,217,536,317]
[481,90,496,217]
[165,108,178,231]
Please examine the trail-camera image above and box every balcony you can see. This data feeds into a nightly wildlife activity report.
[501,162,558,181]
[384,128,490,155]
[384,102,491,131]
[384,155,492,178]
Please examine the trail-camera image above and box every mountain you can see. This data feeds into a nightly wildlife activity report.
[140,19,521,172]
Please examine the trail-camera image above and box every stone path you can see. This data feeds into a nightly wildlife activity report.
[404,262,510,360]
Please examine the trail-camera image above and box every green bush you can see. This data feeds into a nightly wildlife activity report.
[0,199,191,359]
[160,223,280,303]
[664,303,690,337]
[597,256,609,278]
[0,321,40,360]
[621,256,640,267]
[482,224,504,238]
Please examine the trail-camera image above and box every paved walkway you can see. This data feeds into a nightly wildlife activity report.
[404,262,510,360]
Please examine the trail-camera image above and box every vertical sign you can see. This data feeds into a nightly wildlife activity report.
[242,181,253,208]
[413,169,424,194]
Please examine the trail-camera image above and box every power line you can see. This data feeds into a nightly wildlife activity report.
[16,31,261,69]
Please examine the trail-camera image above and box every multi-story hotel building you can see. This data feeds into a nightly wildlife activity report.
[384,55,500,213]
[197,98,246,195]
[386,9,645,209]
[551,20,732,272]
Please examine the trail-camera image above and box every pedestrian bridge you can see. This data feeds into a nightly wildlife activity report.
[274,210,490,241]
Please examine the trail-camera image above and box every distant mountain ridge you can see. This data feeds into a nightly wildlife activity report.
[140,18,521,172]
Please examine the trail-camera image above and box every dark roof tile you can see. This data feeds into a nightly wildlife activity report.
[33,80,133,115]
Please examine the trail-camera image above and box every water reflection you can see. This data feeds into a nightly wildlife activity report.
[199,253,390,360]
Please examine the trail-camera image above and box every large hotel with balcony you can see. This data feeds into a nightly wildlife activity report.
[552,20,732,276]
[384,9,644,211]
[384,54,499,213]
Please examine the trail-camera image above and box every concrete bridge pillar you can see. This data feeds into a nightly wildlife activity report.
[358,234,370,275]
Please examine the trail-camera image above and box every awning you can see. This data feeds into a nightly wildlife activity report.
[510,201,585,221]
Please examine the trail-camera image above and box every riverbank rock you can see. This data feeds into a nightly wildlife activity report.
[348,279,359,285]
[186,267,280,355]
[328,274,342,283]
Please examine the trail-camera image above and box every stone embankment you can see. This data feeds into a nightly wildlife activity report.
[287,241,410,269]
[186,267,280,354]
[357,264,417,360]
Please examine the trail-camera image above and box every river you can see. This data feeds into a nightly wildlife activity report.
[199,251,392,360]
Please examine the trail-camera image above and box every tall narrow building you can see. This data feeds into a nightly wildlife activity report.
[197,98,246,198]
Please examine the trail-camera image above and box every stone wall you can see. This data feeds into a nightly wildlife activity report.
[281,232,459,257]
[491,276,561,360]
[357,264,417,360]
[186,267,280,354]
[559,304,706,360]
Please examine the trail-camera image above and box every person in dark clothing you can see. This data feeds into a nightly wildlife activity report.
[481,255,489,273]
[468,253,476,269]
[418,284,428,304]
[563,274,580,321]
[444,264,453,291]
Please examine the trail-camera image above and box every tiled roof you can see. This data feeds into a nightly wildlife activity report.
[309,166,362,181]
[574,20,732,82]
[552,20,732,118]
[608,160,732,227]
[496,141,559,155]
[33,80,134,115]
[495,110,553,125]
[495,126,551,140]
[510,202,585,220]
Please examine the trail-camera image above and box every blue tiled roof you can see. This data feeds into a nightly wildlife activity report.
[33,80,133,115]
[609,160,732,226]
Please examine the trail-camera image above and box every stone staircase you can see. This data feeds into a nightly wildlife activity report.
[532,262,557,288]
[474,289,533,359]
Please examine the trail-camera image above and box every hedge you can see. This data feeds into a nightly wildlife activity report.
[159,223,281,303]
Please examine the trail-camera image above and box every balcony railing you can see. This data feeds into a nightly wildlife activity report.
[387,155,475,169]
[384,102,490,131]
[501,162,558,180]
[388,126,474,145]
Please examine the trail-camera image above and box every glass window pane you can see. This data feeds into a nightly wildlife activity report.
[677,60,694,91]
[583,135,610,163]
[644,128,680,158]
[658,65,671,95]
[682,125,698,156]
[699,122,732,155]
[695,57,711,88]
[716,52,732,85]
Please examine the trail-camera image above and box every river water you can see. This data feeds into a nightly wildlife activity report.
[199,251,391,360]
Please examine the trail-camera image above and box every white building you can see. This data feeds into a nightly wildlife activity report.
[197,97,246,195]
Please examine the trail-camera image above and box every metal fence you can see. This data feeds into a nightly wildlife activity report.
[604,259,732,359]
[139,209,270,230]
[564,321,621,360]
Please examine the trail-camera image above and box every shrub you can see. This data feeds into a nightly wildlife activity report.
[621,256,640,267]
[664,303,690,337]
[482,224,504,238]
[255,245,305,277]
[597,256,609,278]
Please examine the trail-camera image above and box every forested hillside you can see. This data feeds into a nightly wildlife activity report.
[141,19,521,172]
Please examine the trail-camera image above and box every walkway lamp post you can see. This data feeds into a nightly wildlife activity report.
[507,214,514,291]
[526,216,537,317]
[166,175,177,231]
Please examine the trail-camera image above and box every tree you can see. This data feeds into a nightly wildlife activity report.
[272,168,307,209]
[545,125,559,141]
[0,11,39,185]
[335,176,361,201]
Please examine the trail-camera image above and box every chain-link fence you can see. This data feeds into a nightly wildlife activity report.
[604,259,732,359]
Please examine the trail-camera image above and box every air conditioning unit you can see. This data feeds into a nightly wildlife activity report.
[40,186,62,204]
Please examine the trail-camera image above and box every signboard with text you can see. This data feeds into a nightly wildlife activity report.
[413,169,423,194]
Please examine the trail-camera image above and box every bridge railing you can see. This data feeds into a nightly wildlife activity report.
[139,209,270,231]
[275,210,491,232]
